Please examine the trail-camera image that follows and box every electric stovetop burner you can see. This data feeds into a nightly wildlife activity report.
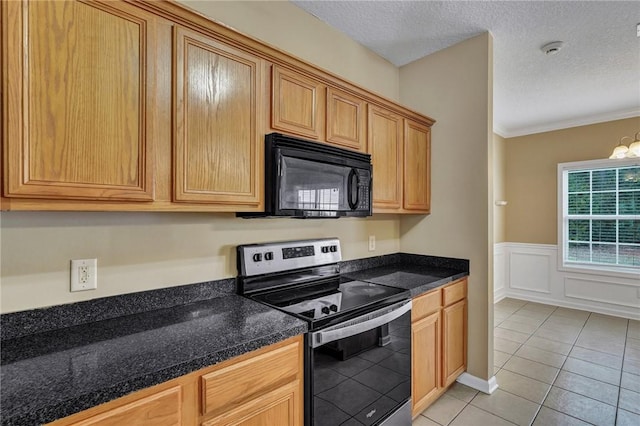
[252,277,406,322]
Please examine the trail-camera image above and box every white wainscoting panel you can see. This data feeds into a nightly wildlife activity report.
[494,243,507,303]
[509,251,551,294]
[565,277,640,309]
[494,243,640,320]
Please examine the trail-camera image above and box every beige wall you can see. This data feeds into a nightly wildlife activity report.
[494,133,507,243]
[0,1,402,313]
[1,213,398,313]
[505,117,640,244]
[398,33,494,381]
[177,0,400,101]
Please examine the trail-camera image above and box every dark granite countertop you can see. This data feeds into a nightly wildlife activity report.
[0,295,307,426]
[0,252,467,425]
[345,265,467,297]
[342,253,469,297]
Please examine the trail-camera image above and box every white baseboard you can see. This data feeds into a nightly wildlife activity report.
[493,288,507,304]
[456,372,499,395]
[494,243,640,320]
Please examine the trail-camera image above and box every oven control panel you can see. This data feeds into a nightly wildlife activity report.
[237,238,341,277]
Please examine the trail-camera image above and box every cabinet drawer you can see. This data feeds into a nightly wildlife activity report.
[201,340,300,416]
[201,380,300,426]
[442,279,466,306]
[412,289,441,322]
[63,386,182,426]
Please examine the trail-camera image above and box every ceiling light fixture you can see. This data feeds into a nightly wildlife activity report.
[541,41,563,55]
[609,132,640,159]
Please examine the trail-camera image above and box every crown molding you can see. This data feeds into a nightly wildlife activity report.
[495,108,640,139]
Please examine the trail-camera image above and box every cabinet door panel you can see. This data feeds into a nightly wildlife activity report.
[326,88,366,152]
[3,0,155,201]
[404,120,431,212]
[412,311,441,417]
[367,105,403,210]
[442,299,467,387]
[272,66,323,139]
[173,27,263,205]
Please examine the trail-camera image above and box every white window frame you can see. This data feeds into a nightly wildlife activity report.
[557,158,640,279]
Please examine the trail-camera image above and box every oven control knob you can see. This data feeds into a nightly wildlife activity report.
[329,245,338,253]
[252,253,262,262]
[329,304,338,312]
[321,306,330,315]
[264,251,273,261]
[321,246,329,253]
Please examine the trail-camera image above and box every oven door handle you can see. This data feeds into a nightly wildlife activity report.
[309,300,412,348]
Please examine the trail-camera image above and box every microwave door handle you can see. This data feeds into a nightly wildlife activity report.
[347,169,360,210]
[309,300,412,348]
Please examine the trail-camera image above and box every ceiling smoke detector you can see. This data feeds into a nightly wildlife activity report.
[541,41,564,55]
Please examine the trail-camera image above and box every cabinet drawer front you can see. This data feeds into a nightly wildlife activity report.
[442,279,466,306]
[202,379,301,426]
[412,289,441,322]
[68,386,181,426]
[201,340,300,416]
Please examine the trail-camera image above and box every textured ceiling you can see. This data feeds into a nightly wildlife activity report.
[291,0,640,137]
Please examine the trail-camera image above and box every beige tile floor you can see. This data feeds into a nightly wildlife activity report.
[412,298,640,426]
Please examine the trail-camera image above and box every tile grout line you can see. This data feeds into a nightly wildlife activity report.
[614,318,631,425]
[518,304,560,426]
[438,392,519,426]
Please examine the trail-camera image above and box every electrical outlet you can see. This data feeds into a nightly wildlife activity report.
[71,259,97,292]
[368,235,376,252]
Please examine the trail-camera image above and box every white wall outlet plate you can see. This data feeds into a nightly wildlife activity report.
[71,258,97,292]
[368,235,376,252]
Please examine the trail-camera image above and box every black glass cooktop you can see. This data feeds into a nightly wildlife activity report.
[252,278,407,324]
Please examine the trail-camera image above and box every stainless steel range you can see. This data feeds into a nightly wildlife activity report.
[237,238,412,426]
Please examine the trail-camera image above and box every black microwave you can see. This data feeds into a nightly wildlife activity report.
[238,133,372,218]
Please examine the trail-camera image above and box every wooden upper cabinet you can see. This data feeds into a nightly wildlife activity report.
[173,26,264,206]
[326,87,366,152]
[404,120,431,212]
[2,0,156,201]
[271,66,324,140]
[368,105,403,210]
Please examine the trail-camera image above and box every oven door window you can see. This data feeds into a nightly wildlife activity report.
[312,310,411,426]
[279,156,366,212]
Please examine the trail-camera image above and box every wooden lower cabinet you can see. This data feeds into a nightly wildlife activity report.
[47,336,303,426]
[411,311,441,415]
[442,299,467,387]
[411,278,467,418]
